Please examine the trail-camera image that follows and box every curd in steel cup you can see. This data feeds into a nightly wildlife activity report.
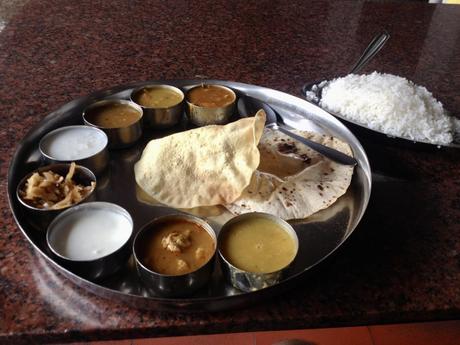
[39,125,109,176]
[46,202,133,280]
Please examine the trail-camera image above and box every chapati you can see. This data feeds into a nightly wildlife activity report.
[225,127,354,220]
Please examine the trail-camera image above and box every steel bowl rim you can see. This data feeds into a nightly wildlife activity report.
[46,201,133,263]
[185,83,237,109]
[16,163,97,212]
[38,125,109,161]
[133,213,217,278]
[82,99,144,129]
[130,84,185,110]
[218,212,299,275]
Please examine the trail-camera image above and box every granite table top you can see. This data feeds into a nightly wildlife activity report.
[1,0,459,343]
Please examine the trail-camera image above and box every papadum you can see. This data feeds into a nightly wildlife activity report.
[134,111,265,208]
[225,127,354,220]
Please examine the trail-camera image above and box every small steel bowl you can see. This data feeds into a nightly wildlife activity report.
[130,84,184,128]
[185,84,236,126]
[218,212,299,292]
[16,163,97,229]
[39,125,109,176]
[83,99,143,149]
[46,202,133,280]
[133,214,217,297]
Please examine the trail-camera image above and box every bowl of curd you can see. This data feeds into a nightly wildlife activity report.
[46,202,133,280]
[39,125,109,175]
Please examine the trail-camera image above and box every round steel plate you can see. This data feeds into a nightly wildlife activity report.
[7,79,371,312]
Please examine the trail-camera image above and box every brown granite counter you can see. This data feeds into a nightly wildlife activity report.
[1,0,460,343]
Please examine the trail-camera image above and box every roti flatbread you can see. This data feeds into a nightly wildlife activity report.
[134,111,265,208]
[225,127,354,220]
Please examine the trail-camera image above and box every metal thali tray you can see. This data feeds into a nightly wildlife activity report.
[7,79,372,312]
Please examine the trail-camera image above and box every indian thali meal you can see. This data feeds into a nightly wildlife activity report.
[16,82,356,295]
[18,162,96,210]
[305,71,458,145]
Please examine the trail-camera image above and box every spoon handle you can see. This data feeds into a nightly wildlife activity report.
[275,125,358,166]
[349,31,390,74]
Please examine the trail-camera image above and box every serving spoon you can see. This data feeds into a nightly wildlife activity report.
[301,31,390,103]
[237,96,358,166]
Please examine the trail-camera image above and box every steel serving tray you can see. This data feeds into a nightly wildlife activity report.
[7,79,371,312]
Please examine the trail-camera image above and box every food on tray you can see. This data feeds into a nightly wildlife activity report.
[219,214,297,273]
[137,218,215,275]
[225,127,354,220]
[134,86,183,108]
[48,203,132,261]
[310,72,457,145]
[19,163,96,210]
[187,84,236,108]
[85,102,142,128]
[40,126,108,160]
[134,110,265,208]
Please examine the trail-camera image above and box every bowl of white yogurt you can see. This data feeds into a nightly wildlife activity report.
[39,125,109,176]
[46,202,133,280]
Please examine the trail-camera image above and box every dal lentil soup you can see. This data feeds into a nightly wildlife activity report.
[220,216,297,273]
[86,103,141,128]
[135,87,183,108]
[138,219,215,276]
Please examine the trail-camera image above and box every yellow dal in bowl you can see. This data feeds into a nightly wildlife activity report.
[135,87,183,108]
[220,217,297,273]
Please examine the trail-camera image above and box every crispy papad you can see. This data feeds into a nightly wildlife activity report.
[134,111,265,208]
[225,127,354,220]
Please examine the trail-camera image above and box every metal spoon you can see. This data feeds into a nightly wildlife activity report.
[301,31,390,103]
[237,96,358,166]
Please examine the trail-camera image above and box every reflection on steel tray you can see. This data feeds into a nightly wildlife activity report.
[7,80,371,312]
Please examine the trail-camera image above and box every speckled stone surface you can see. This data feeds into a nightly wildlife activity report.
[1,0,460,343]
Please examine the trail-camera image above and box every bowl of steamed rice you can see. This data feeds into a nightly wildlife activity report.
[305,72,459,147]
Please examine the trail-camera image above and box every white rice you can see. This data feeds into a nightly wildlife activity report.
[317,72,455,145]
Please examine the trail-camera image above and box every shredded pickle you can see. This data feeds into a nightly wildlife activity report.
[20,162,95,209]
